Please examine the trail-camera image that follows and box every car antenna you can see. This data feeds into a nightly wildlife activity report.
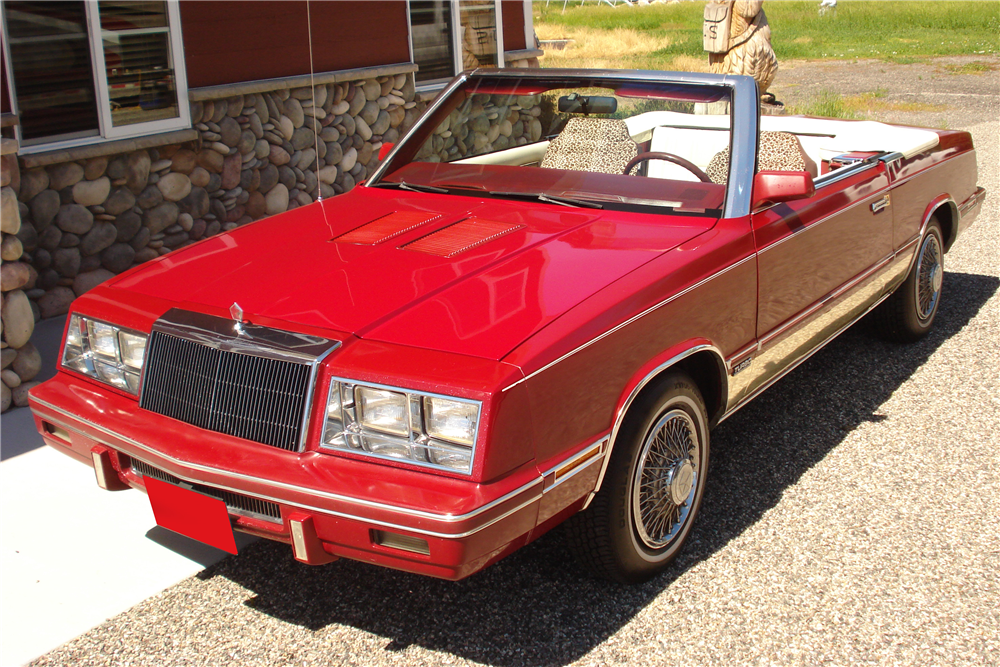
[306,0,333,231]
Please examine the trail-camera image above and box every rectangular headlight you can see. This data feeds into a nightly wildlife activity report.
[424,396,478,446]
[87,321,119,360]
[357,387,409,436]
[322,379,480,475]
[118,331,146,370]
[61,314,147,396]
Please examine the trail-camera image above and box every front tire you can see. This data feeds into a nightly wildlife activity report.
[874,217,945,342]
[564,372,709,583]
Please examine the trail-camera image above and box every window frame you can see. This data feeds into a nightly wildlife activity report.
[1,0,190,154]
[407,0,505,93]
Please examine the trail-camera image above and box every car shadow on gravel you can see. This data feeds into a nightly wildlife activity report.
[200,271,998,667]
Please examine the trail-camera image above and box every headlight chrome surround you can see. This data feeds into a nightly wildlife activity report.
[322,378,481,475]
[62,314,147,395]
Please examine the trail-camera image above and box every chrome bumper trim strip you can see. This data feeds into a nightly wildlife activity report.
[31,397,542,536]
[542,436,609,491]
[959,186,986,214]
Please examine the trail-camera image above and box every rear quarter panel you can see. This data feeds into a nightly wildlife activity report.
[888,130,977,248]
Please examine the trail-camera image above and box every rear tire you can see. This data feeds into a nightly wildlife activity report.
[564,372,709,583]
[874,218,944,343]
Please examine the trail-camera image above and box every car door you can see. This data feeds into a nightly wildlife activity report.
[741,162,894,399]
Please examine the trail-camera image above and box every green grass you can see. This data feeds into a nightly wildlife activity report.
[943,60,1000,74]
[787,87,948,119]
[788,90,862,119]
[535,1,999,68]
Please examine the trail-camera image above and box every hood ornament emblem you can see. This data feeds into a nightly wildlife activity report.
[230,302,247,334]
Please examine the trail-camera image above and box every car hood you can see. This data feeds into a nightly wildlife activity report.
[111,187,714,360]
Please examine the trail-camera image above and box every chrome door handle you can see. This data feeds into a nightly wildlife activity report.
[871,195,890,213]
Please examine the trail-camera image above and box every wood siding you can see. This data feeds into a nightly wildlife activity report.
[179,1,411,89]
[501,0,527,51]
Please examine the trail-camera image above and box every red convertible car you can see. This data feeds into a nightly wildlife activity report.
[29,69,984,582]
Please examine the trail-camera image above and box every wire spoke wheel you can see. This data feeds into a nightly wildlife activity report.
[562,371,708,583]
[632,409,700,549]
[872,217,945,343]
[915,231,943,321]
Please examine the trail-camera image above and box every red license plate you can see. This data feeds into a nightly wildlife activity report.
[145,477,238,554]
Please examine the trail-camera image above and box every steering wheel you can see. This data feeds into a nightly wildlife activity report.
[624,152,713,183]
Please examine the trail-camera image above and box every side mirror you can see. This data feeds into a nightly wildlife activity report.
[378,142,394,161]
[752,171,815,210]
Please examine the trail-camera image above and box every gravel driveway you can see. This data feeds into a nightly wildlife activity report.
[32,57,999,667]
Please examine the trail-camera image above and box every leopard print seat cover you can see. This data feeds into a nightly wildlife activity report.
[541,118,639,174]
[706,131,809,184]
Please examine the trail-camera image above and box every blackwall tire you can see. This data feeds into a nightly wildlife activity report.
[563,371,709,583]
[874,218,945,343]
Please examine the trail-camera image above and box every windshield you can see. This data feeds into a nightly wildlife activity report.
[372,74,733,214]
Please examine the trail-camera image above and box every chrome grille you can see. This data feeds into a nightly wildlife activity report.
[140,331,313,451]
[130,458,281,522]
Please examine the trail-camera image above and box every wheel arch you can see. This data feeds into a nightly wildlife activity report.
[921,196,959,252]
[583,341,727,508]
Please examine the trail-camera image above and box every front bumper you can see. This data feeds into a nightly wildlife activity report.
[29,374,544,580]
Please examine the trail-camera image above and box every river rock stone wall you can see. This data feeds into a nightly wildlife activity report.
[2,148,42,410]
[12,75,421,317]
[415,93,543,163]
[2,71,423,412]
[2,54,545,413]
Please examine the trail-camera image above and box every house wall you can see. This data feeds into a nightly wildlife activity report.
[501,0,528,52]
[180,1,412,88]
[1,1,542,411]
[2,120,31,410]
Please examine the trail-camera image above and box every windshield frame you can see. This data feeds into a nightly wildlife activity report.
[367,68,759,219]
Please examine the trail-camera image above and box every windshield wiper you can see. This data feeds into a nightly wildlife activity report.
[488,191,603,209]
[373,181,448,194]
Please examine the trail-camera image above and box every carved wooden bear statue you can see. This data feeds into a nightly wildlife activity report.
[704,0,778,96]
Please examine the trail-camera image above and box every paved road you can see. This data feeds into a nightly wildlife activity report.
[11,58,1000,666]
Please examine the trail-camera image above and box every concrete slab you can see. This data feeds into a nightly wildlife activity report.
[1,316,66,461]
[0,316,254,666]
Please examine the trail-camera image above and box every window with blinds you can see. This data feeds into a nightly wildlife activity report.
[410,1,456,85]
[409,1,504,87]
[98,1,179,128]
[2,0,188,149]
[458,1,500,70]
[4,1,101,142]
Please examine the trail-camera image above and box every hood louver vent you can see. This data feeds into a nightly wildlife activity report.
[334,211,440,245]
[403,217,524,257]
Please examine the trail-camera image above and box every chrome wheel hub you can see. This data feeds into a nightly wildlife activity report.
[668,460,695,506]
[632,409,700,550]
[915,232,943,321]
